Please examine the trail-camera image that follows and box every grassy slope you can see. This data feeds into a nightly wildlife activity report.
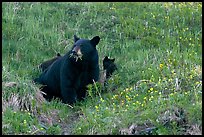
[2,2,202,135]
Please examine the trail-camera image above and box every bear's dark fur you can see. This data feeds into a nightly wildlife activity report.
[39,53,61,72]
[34,35,100,104]
[103,56,117,79]
[99,56,117,85]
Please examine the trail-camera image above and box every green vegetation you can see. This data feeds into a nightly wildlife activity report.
[2,2,202,135]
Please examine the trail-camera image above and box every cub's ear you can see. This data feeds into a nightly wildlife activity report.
[111,58,115,62]
[57,53,61,56]
[74,35,80,42]
[104,56,108,61]
[90,36,100,46]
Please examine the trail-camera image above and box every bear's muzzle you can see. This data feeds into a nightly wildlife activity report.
[70,46,83,62]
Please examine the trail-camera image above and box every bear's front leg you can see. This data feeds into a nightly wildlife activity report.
[89,65,100,83]
[60,66,78,104]
[61,86,77,104]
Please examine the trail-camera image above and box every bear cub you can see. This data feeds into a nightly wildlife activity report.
[34,35,100,104]
[99,56,117,85]
[103,56,117,79]
[39,53,61,72]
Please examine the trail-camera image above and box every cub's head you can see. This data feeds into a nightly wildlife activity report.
[103,56,117,79]
[69,35,100,62]
[39,53,61,72]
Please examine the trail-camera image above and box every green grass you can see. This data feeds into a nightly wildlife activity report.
[2,2,202,135]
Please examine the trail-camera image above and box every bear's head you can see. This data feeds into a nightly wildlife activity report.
[103,56,117,79]
[69,35,100,62]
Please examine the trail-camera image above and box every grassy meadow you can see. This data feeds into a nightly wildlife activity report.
[2,2,202,135]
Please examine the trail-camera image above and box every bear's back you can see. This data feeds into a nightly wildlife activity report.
[39,55,66,94]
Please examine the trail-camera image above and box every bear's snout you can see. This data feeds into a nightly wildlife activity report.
[72,46,82,56]
[71,50,78,56]
[70,45,83,62]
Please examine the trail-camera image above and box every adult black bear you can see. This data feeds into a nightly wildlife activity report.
[38,53,61,72]
[34,35,100,104]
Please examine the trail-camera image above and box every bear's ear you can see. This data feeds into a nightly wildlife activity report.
[90,36,100,46]
[74,35,80,42]
[111,58,115,62]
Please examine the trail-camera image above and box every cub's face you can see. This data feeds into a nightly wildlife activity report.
[69,35,100,62]
[103,56,117,78]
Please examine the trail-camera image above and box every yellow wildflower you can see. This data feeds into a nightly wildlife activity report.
[159,63,164,69]
[195,81,201,85]
[100,98,104,102]
[136,94,139,96]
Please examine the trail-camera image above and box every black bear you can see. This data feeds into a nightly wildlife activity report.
[98,56,117,92]
[103,56,117,79]
[99,56,117,85]
[34,35,100,104]
[38,53,62,72]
